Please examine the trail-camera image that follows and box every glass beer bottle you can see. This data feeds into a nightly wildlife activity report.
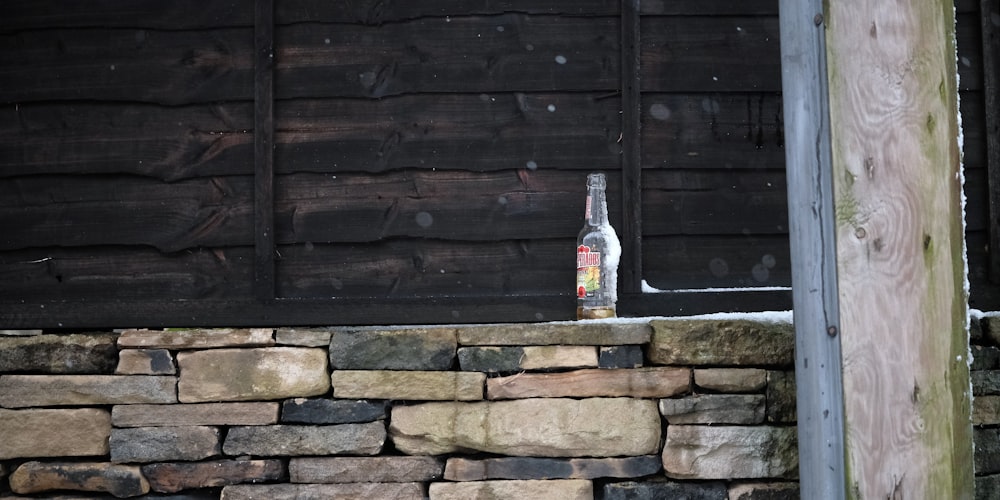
[576,173,621,319]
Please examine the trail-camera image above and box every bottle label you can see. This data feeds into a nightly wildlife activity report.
[576,245,601,297]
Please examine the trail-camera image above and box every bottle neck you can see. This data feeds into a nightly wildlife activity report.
[585,181,609,226]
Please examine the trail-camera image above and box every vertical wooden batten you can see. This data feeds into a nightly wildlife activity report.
[254,0,276,301]
[825,0,973,497]
[620,0,642,294]
[778,0,847,497]
[983,0,1000,283]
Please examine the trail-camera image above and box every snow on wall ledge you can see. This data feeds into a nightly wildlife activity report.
[0,316,996,499]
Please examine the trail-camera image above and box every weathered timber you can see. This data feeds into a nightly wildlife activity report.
[620,0,642,293]
[254,0,276,301]
[827,0,974,496]
[0,247,253,302]
[983,0,1000,281]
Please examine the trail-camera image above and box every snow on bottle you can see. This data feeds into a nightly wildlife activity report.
[576,172,621,319]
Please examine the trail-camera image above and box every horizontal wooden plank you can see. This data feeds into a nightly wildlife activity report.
[0,247,253,302]
[0,175,254,252]
[274,93,622,174]
[642,235,790,290]
[0,27,255,105]
[0,290,794,329]
[0,102,254,179]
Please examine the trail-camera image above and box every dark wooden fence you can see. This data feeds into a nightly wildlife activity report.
[0,0,994,328]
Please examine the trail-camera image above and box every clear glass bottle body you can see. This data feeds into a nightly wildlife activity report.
[576,173,621,319]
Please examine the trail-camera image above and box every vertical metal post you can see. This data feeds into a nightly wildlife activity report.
[778,1,847,498]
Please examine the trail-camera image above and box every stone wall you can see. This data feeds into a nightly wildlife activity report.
[0,317,994,499]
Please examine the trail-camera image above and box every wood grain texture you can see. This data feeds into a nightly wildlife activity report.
[827,0,973,497]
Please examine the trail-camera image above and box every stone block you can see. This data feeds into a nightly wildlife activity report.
[429,479,592,500]
[112,402,278,427]
[142,460,285,493]
[221,483,425,499]
[695,368,768,392]
[390,398,660,457]
[599,345,644,368]
[0,329,42,336]
[973,370,1000,395]
[290,456,443,483]
[972,315,984,341]
[0,408,110,459]
[332,370,484,401]
[443,456,661,481]
[975,428,1000,474]
[973,395,1000,425]
[457,322,651,346]
[977,474,1000,500]
[984,316,1000,346]
[659,394,766,424]
[177,348,328,402]
[972,345,1000,371]
[9,461,149,498]
[458,346,597,372]
[601,480,728,500]
[115,348,175,375]
[224,422,385,456]
[0,333,118,374]
[329,327,456,370]
[276,327,332,347]
[649,320,794,366]
[663,426,798,479]
[110,426,221,463]
[0,375,176,408]
[281,398,388,424]
[766,370,797,423]
[729,481,800,500]
[487,367,689,399]
[118,328,274,349]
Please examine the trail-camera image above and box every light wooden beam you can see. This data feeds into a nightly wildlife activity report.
[825,0,973,497]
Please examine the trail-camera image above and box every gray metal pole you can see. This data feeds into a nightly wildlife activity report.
[777,1,847,498]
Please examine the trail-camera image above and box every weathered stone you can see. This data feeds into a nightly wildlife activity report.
[221,483,425,500]
[973,370,1000,395]
[329,327,456,370]
[444,456,662,481]
[332,370,484,401]
[487,367,688,399]
[115,348,175,375]
[224,422,385,456]
[983,316,1000,346]
[729,481,800,500]
[390,398,661,457]
[0,375,176,408]
[975,428,1000,474]
[110,426,220,463]
[660,394,766,424]
[972,345,1000,371]
[973,395,1000,425]
[977,474,1000,500]
[0,408,110,459]
[972,315,984,341]
[177,348,328,402]
[663,426,798,479]
[458,346,597,372]
[599,345,644,368]
[0,329,42,336]
[695,368,768,392]
[602,480,727,500]
[112,402,278,427]
[118,328,274,349]
[766,370,797,423]
[290,457,443,483]
[649,320,794,366]
[9,461,149,498]
[281,398,388,424]
[142,460,285,493]
[430,479,592,500]
[457,322,651,345]
[0,333,118,374]
[275,327,332,347]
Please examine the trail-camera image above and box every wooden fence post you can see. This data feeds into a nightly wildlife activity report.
[825,0,974,497]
